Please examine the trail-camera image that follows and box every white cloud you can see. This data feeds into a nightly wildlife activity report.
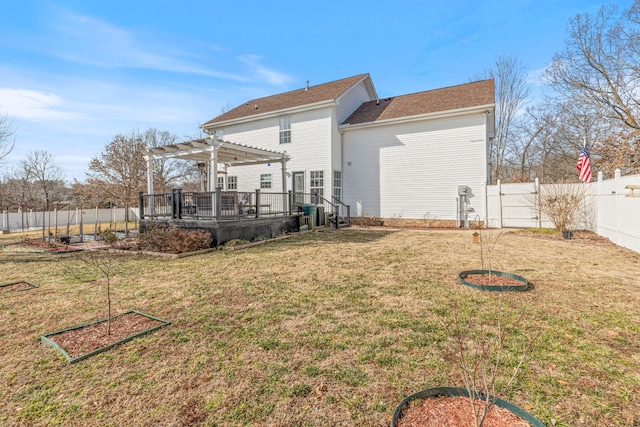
[0,88,81,121]
[239,55,292,86]
[46,10,249,81]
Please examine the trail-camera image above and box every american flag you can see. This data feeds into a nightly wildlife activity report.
[576,145,592,183]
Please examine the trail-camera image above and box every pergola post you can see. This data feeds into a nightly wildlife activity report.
[207,138,218,192]
[146,157,154,195]
[281,153,289,213]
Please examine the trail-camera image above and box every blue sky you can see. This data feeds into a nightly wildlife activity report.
[0,0,625,181]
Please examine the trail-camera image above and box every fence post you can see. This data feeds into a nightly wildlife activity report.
[497,179,503,228]
[80,202,84,242]
[535,178,541,228]
[615,169,621,245]
[596,172,603,237]
[255,189,261,219]
[54,204,58,240]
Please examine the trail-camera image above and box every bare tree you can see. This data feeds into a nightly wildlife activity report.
[85,130,148,214]
[546,3,640,131]
[22,150,65,209]
[85,128,188,218]
[69,251,125,336]
[470,55,531,184]
[0,112,16,162]
[511,106,555,182]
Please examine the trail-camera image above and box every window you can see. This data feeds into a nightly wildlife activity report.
[260,173,272,189]
[279,117,291,144]
[217,176,224,190]
[228,176,237,190]
[310,170,323,203]
[333,170,342,201]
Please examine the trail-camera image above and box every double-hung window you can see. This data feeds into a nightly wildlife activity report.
[333,171,342,201]
[279,117,291,144]
[260,173,272,189]
[227,176,237,190]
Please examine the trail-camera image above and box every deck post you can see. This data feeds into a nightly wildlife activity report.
[176,188,183,219]
[171,189,178,219]
[255,189,261,218]
[138,192,144,220]
[215,186,222,221]
[288,191,293,215]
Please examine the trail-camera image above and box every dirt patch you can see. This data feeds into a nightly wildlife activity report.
[397,395,532,426]
[46,312,164,359]
[513,229,616,246]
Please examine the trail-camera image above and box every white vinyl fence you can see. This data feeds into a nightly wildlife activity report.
[1,207,139,233]
[487,170,640,253]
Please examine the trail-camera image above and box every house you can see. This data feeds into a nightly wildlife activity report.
[199,74,495,226]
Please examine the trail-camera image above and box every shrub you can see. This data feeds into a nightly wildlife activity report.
[138,224,212,253]
[537,182,589,231]
[98,228,119,244]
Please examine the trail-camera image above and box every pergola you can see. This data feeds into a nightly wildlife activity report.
[142,137,291,194]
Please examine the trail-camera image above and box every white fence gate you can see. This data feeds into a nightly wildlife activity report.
[487,170,640,253]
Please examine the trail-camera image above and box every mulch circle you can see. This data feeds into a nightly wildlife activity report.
[462,274,525,287]
[396,395,533,427]
[459,270,529,292]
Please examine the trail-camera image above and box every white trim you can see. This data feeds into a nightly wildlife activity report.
[335,74,377,106]
[201,100,337,130]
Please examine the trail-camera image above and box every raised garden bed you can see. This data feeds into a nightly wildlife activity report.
[3,239,83,254]
[0,281,39,293]
[41,310,170,363]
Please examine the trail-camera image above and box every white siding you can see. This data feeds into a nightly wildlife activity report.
[220,107,335,195]
[343,113,488,220]
[336,82,373,123]
[333,82,375,178]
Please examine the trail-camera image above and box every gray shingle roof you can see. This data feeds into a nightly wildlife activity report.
[341,79,495,126]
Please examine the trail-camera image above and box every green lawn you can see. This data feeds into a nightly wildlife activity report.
[1,228,639,426]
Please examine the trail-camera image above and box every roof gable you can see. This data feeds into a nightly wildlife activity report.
[341,79,495,126]
[202,74,371,128]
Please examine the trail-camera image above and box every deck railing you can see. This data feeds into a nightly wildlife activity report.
[139,189,350,226]
[140,189,293,221]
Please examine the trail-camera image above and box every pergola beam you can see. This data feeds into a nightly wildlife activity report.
[142,137,291,193]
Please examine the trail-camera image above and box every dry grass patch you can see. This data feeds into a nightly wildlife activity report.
[1,228,639,426]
